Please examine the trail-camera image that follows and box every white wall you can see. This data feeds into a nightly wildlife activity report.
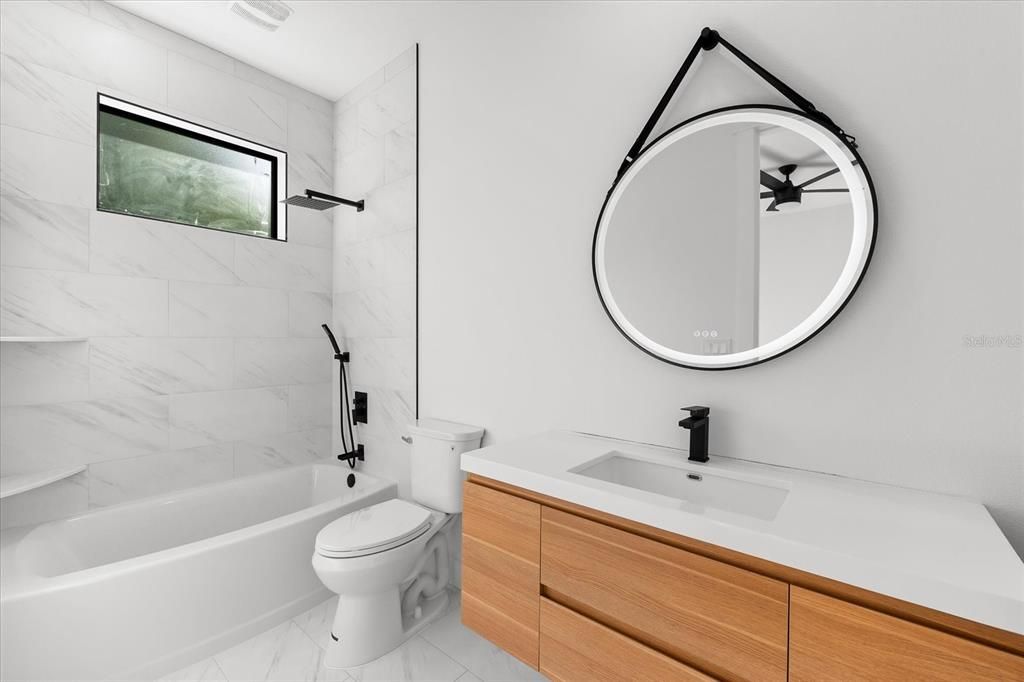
[0,1,335,527]
[417,2,1024,554]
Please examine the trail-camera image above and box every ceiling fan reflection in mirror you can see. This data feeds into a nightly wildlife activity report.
[759,163,853,212]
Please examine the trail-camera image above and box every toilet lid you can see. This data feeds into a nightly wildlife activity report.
[316,499,432,558]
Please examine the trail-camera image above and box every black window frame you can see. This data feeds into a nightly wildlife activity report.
[96,93,288,242]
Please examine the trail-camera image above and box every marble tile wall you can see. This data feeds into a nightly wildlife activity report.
[331,45,422,530]
[330,46,456,587]
[333,46,466,588]
[0,1,335,528]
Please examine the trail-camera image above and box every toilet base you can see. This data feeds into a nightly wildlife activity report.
[323,588,450,669]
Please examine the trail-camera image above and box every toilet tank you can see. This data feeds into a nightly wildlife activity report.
[408,419,484,513]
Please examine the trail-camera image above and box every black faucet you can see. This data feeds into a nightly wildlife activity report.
[679,406,710,463]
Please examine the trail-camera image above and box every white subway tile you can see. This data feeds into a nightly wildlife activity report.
[88,443,234,508]
[365,175,416,234]
[336,68,384,112]
[333,284,415,339]
[355,431,411,499]
[0,196,89,272]
[90,211,237,284]
[334,134,384,196]
[0,0,167,103]
[335,176,415,248]
[384,120,416,184]
[90,338,234,398]
[232,428,330,476]
[289,151,333,197]
[0,267,168,337]
[0,54,95,144]
[350,387,415,444]
[287,383,331,431]
[85,1,235,75]
[287,99,332,161]
[0,340,90,406]
[345,336,415,393]
[287,205,333,248]
[169,282,288,338]
[234,239,331,292]
[385,45,417,81]
[333,106,367,156]
[289,291,332,338]
[0,472,89,530]
[357,67,414,137]
[50,1,90,16]
[332,229,415,295]
[0,125,93,208]
[233,60,332,118]
[0,0,342,527]
[234,338,329,388]
[168,387,288,449]
[0,396,169,470]
[167,52,286,147]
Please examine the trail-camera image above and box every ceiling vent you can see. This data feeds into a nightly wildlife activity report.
[228,0,293,31]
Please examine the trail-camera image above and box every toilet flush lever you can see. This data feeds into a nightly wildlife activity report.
[401,436,412,445]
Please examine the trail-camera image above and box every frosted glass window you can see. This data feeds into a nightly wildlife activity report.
[97,95,287,240]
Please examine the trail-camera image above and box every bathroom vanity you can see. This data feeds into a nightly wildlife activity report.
[459,432,1024,681]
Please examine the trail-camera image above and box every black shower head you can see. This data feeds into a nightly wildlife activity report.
[283,189,364,212]
[321,323,342,355]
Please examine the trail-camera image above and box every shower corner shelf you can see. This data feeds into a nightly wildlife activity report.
[0,465,86,500]
[0,336,87,343]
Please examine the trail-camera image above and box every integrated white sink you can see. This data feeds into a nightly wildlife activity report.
[460,431,1024,635]
[571,451,789,520]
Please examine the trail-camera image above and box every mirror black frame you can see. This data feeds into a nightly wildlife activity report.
[592,104,878,371]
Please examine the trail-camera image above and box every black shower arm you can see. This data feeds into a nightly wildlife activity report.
[307,189,365,212]
[616,27,855,181]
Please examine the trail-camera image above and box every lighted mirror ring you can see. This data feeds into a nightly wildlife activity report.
[592,105,878,370]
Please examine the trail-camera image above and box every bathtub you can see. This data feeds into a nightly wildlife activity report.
[0,464,395,681]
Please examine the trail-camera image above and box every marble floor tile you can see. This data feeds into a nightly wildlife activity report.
[158,657,228,682]
[454,672,485,682]
[152,589,539,682]
[345,636,465,682]
[420,609,547,682]
[293,594,339,650]
[213,620,325,682]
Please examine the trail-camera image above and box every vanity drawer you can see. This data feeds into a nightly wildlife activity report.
[461,481,540,668]
[540,597,714,682]
[540,507,788,682]
[789,587,1024,681]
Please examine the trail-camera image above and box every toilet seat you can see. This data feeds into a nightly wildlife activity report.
[316,499,433,558]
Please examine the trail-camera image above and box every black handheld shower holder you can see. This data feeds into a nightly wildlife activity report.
[322,323,365,469]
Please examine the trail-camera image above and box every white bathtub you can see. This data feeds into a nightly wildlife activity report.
[0,464,395,681]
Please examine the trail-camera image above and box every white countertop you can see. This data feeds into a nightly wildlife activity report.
[461,431,1024,636]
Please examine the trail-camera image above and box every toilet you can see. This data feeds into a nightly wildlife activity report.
[312,419,484,668]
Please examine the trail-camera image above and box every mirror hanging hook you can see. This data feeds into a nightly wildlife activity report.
[615,27,857,186]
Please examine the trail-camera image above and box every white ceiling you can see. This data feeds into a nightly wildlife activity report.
[108,1,460,101]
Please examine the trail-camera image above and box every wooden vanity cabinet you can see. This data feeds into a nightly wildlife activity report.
[460,480,540,668]
[541,507,788,681]
[790,587,1024,682]
[539,597,714,682]
[461,477,1024,681]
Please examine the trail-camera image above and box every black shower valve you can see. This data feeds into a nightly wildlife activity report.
[353,392,368,424]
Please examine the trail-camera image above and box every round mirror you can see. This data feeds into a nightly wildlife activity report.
[593,106,876,369]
